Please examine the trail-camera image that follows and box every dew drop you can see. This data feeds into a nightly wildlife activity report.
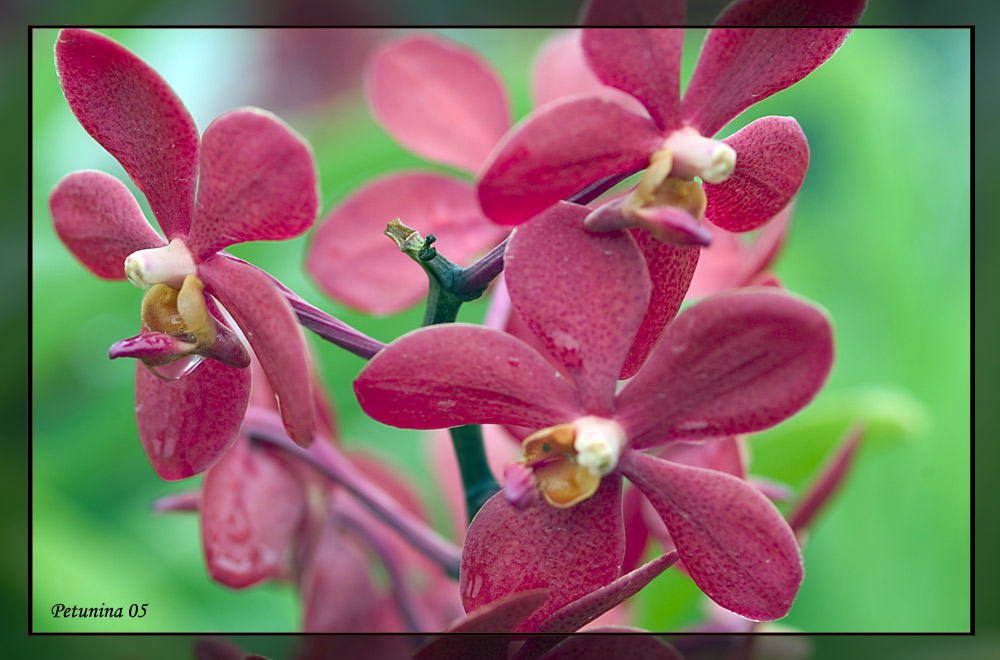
[147,354,204,381]
[508,357,520,367]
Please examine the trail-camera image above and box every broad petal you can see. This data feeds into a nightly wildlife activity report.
[355,324,580,430]
[460,477,624,633]
[621,450,803,621]
[368,34,510,173]
[306,172,506,314]
[581,29,683,132]
[186,108,318,261]
[617,289,833,449]
[505,203,650,415]
[478,97,661,226]
[50,170,165,279]
[134,357,250,480]
[538,633,684,660]
[659,436,748,479]
[703,116,809,233]
[620,228,699,379]
[201,437,304,588]
[581,0,686,25]
[683,1,863,136]
[199,256,315,447]
[55,29,199,239]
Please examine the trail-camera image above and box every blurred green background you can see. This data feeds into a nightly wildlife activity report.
[26,21,971,652]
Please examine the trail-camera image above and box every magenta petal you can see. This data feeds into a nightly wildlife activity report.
[134,358,250,481]
[704,116,809,233]
[201,438,304,588]
[505,203,650,416]
[355,324,580,430]
[539,633,684,660]
[581,0,686,25]
[301,525,380,632]
[50,170,165,279]
[659,436,749,480]
[307,172,506,314]
[620,228,699,379]
[684,1,862,136]
[621,450,803,621]
[581,29,683,132]
[460,477,624,633]
[199,256,315,447]
[478,97,662,226]
[368,34,510,173]
[55,29,199,239]
[186,109,318,261]
[786,425,865,533]
[617,289,834,449]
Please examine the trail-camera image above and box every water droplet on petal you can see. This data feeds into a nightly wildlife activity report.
[147,354,204,381]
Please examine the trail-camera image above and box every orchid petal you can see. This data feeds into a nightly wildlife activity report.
[186,108,318,261]
[307,172,506,315]
[460,477,624,633]
[621,485,651,575]
[617,289,834,449]
[55,29,199,239]
[703,116,809,233]
[300,526,380,632]
[581,28,683,132]
[620,228,699,379]
[505,203,650,415]
[684,1,863,136]
[355,324,580,431]
[658,436,749,479]
[621,450,803,621]
[787,425,865,533]
[581,0,686,26]
[538,633,684,660]
[199,256,315,447]
[134,358,250,481]
[368,34,510,173]
[478,97,661,226]
[50,170,165,279]
[201,438,304,588]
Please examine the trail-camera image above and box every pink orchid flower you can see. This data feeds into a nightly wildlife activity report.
[355,202,834,624]
[49,29,319,479]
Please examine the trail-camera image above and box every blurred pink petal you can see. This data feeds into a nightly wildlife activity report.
[617,289,834,448]
[504,202,649,415]
[478,97,661,226]
[355,324,580,430]
[704,116,808,233]
[50,170,165,279]
[621,450,802,621]
[787,425,865,533]
[307,172,505,314]
[537,632,684,660]
[659,436,748,479]
[581,0,685,25]
[200,256,315,447]
[620,228,699,379]
[186,109,318,260]
[151,490,200,513]
[55,29,199,239]
[684,1,862,136]
[581,28,684,132]
[368,34,510,173]
[201,438,304,588]
[300,525,380,632]
[460,477,624,632]
[134,358,250,480]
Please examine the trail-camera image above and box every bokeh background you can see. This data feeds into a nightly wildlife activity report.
[16,9,980,659]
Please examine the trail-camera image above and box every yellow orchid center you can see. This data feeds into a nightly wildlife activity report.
[141,275,216,348]
[627,149,709,220]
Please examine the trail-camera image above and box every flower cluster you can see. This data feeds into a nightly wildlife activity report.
[46,0,869,646]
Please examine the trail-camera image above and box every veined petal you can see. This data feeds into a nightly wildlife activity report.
[505,203,650,416]
[355,324,580,430]
[199,256,315,448]
[306,172,506,315]
[186,108,318,261]
[581,28,683,132]
[683,0,863,136]
[368,34,510,173]
[581,0,686,26]
[617,289,833,449]
[201,437,304,589]
[620,450,803,621]
[55,29,199,239]
[50,170,165,279]
[704,116,809,233]
[460,477,624,633]
[620,228,699,379]
[134,357,250,481]
[478,97,661,226]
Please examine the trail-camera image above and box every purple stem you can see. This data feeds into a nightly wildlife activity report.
[243,407,462,579]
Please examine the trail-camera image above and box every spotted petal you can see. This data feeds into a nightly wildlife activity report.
[616,289,834,449]
[50,170,165,279]
[621,450,803,621]
[55,29,199,239]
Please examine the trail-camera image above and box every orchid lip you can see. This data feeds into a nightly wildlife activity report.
[572,416,626,477]
[124,238,197,289]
